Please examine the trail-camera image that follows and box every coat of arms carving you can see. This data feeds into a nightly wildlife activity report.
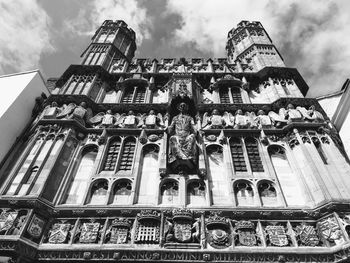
[206,214,231,249]
[135,210,160,244]
[0,210,18,233]
[234,220,257,246]
[106,218,131,244]
[265,225,288,247]
[27,214,45,239]
[317,217,343,244]
[79,222,100,243]
[294,223,319,246]
[48,222,71,244]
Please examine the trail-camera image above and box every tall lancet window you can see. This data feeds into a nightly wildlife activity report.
[187,180,206,206]
[229,138,247,172]
[268,145,306,206]
[160,180,179,205]
[207,145,230,205]
[245,137,264,172]
[119,137,136,172]
[111,180,132,205]
[234,180,255,206]
[63,146,98,205]
[102,137,121,172]
[137,145,159,205]
[231,87,243,103]
[219,87,230,103]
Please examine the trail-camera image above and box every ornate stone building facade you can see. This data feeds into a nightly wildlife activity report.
[0,20,349,263]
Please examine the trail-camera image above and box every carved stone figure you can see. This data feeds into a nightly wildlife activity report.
[78,222,101,243]
[115,111,143,128]
[27,214,45,239]
[202,110,234,129]
[57,102,92,126]
[41,102,60,119]
[268,109,288,128]
[234,109,248,129]
[256,110,273,129]
[142,110,166,129]
[89,110,116,128]
[168,102,197,172]
[245,112,258,129]
[317,216,344,245]
[297,105,325,123]
[286,104,303,122]
[0,210,18,234]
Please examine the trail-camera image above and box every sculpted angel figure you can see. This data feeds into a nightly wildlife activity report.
[142,110,166,129]
[202,109,233,129]
[40,101,60,119]
[234,109,248,129]
[286,104,303,122]
[255,110,273,129]
[268,108,288,128]
[89,110,116,128]
[116,111,144,128]
[57,102,92,126]
[296,105,325,123]
[167,102,197,168]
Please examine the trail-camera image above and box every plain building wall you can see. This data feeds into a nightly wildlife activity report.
[0,70,49,164]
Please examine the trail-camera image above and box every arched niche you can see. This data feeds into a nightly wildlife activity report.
[86,179,108,205]
[258,180,278,207]
[159,179,179,205]
[63,145,98,205]
[268,145,306,206]
[110,179,132,205]
[186,180,206,206]
[234,180,255,206]
[137,144,159,205]
[206,144,230,205]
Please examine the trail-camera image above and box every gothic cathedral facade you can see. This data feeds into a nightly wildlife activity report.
[0,20,350,263]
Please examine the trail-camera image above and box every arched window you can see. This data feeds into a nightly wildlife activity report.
[234,181,254,206]
[102,137,121,172]
[111,180,132,205]
[312,137,328,164]
[119,138,136,172]
[230,138,247,172]
[268,145,306,206]
[121,86,146,103]
[231,87,243,103]
[245,137,264,172]
[63,146,98,205]
[187,180,206,206]
[134,87,146,103]
[258,181,277,206]
[160,180,179,205]
[219,87,230,103]
[137,145,159,205]
[87,180,108,205]
[219,87,243,103]
[207,145,230,205]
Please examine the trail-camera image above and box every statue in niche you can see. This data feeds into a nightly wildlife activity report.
[256,110,273,129]
[168,102,197,173]
[57,102,92,126]
[202,110,233,129]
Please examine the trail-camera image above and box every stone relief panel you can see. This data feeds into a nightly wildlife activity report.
[0,209,28,236]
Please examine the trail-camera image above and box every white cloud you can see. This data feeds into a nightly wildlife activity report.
[166,0,350,97]
[0,0,54,74]
[64,0,151,45]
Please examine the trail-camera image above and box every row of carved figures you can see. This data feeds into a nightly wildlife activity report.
[202,104,324,129]
[38,102,324,130]
[7,209,349,249]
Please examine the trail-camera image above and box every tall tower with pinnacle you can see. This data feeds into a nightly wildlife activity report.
[81,20,136,69]
[226,20,285,70]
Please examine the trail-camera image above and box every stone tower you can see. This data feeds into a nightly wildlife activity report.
[0,20,350,263]
[81,20,136,68]
[226,20,285,70]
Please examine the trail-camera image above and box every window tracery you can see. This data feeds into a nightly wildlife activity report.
[88,180,109,205]
[234,181,255,206]
[160,180,179,205]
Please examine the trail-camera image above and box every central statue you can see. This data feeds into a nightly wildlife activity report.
[167,102,197,172]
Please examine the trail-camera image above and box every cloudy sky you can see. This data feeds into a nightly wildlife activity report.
[0,0,349,97]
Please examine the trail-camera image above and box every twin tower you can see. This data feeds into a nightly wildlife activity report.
[81,19,285,71]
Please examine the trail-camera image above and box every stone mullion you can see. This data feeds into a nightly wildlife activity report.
[241,137,252,175]
[85,74,98,97]
[144,86,152,103]
[225,137,236,178]
[129,136,143,205]
[179,176,186,207]
[60,75,74,94]
[286,220,298,247]
[257,220,267,247]
[228,87,234,104]
[68,218,80,245]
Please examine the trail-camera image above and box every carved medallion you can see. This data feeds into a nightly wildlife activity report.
[317,217,342,243]
[0,211,18,232]
[294,223,319,246]
[79,222,100,243]
[108,218,131,244]
[27,215,45,238]
[48,223,71,244]
[265,225,288,246]
[235,221,257,246]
